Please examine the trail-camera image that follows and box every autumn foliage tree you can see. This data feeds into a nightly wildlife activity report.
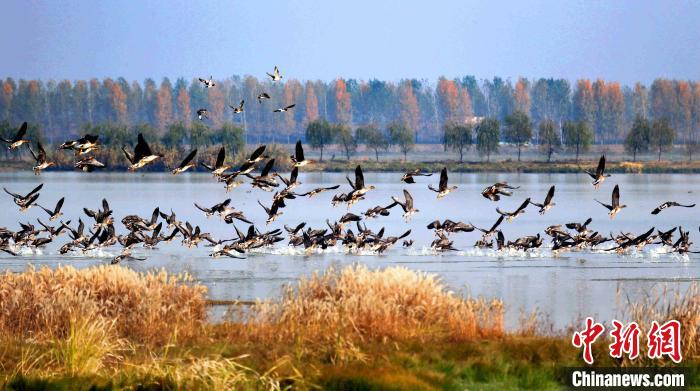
[514,77,531,114]
[176,88,191,126]
[155,79,173,132]
[399,81,420,141]
[436,78,459,125]
[334,79,352,125]
[304,82,319,125]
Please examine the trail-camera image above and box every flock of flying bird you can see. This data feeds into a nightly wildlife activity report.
[1,68,700,263]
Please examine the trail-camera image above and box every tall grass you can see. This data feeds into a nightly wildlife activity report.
[0,265,207,344]
[238,265,504,345]
[622,283,700,365]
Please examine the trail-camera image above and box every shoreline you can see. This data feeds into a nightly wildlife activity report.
[3,158,700,174]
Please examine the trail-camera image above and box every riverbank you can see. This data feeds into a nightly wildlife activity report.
[1,264,697,390]
[5,157,700,174]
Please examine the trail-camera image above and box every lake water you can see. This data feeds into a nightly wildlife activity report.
[1,170,699,329]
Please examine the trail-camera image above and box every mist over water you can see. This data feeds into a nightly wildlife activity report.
[1,171,698,329]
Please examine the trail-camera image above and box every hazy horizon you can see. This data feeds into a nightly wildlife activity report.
[1,1,699,85]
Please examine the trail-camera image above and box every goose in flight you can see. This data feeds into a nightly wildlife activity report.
[247,145,269,164]
[427,219,475,234]
[296,185,340,198]
[273,104,295,113]
[259,199,283,224]
[266,66,282,81]
[392,189,419,221]
[566,217,593,235]
[428,167,457,199]
[59,134,100,155]
[585,155,611,189]
[198,76,216,88]
[481,182,519,201]
[196,108,209,120]
[529,185,555,214]
[4,183,42,212]
[347,165,375,197]
[291,140,312,167]
[1,122,30,150]
[651,201,696,215]
[401,168,432,184]
[246,159,280,192]
[230,100,244,114]
[595,184,626,219]
[221,172,244,192]
[476,215,505,240]
[38,197,65,221]
[201,146,231,177]
[606,227,655,253]
[171,149,197,175]
[111,249,147,265]
[195,199,233,219]
[28,142,55,175]
[74,156,105,172]
[496,198,531,222]
[257,92,271,103]
[122,133,163,171]
[279,167,300,191]
[363,201,399,219]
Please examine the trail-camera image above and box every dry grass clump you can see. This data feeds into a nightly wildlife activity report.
[123,355,304,390]
[0,265,207,344]
[621,283,700,365]
[242,265,504,345]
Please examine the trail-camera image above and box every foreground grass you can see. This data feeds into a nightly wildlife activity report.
[0,265,698,390]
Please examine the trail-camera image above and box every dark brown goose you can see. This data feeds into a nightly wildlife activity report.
[496,198,531,222]
[28,142,55,175]
[1,122,30,150]
[529,185,555,214]
[428,167,457,199]
[291,140,312,167]
[201,146,231,177]
[481,182,519,201]
[38,197,64,221]
[651,201,696,215]
[401,168,432,184]
[171,149,197,175]
[585,155,611,189]
[122,133,163,171]
[595,184,626,219]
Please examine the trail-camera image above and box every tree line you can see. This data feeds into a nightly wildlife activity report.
[0,75,696,158]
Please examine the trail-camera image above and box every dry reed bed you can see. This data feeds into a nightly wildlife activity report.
[624,284,700,364]
[0,265,207,344]
[238,265,504,344]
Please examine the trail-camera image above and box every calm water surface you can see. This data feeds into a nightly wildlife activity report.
[1,171,699,329]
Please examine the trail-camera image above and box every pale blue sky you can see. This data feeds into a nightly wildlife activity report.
[1,0,699,84]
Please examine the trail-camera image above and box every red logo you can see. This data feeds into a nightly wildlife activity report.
[609,320,640,360]
[647,320,682,363]
[572,317,606,364]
